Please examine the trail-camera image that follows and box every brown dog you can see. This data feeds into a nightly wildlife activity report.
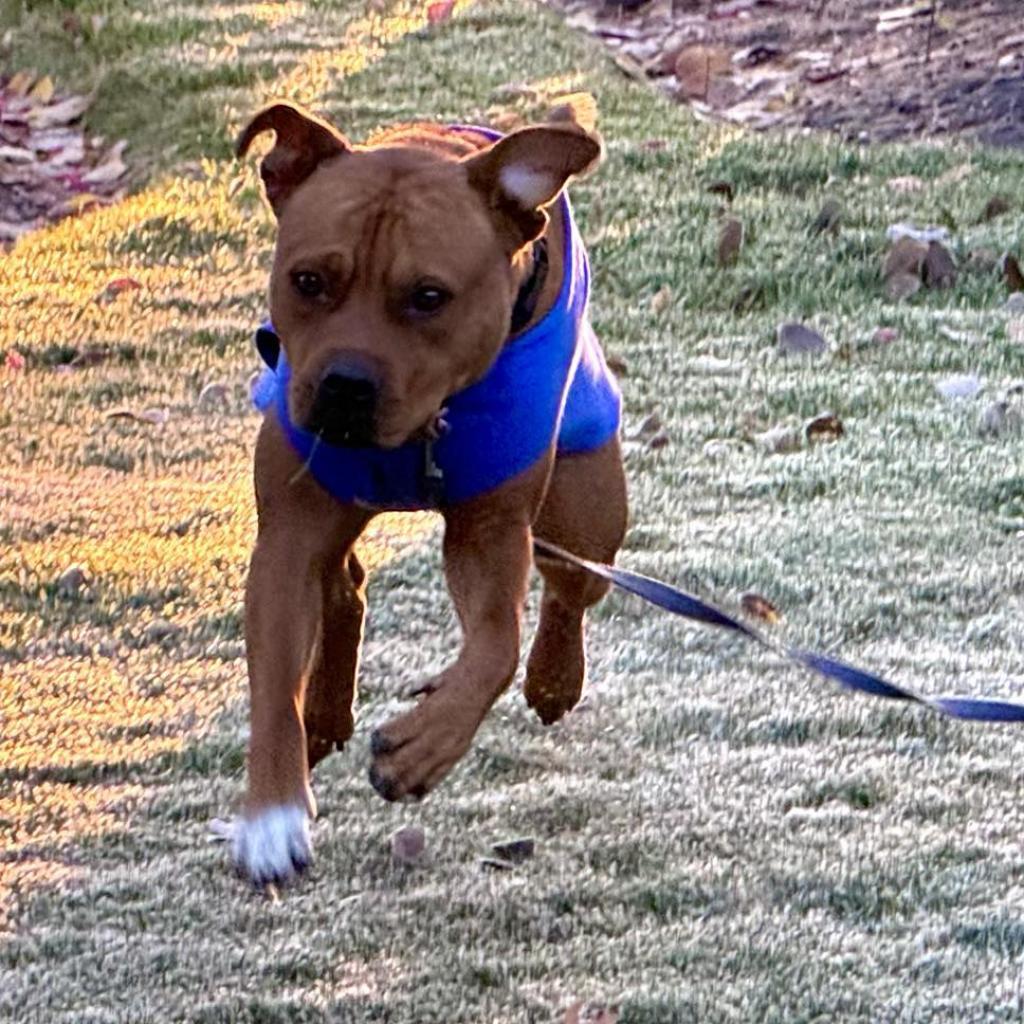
[232,102,627,884]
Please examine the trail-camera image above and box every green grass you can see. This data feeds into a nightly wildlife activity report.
[2,1,1024,1022]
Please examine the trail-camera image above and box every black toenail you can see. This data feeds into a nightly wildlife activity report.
[369,764,400,801]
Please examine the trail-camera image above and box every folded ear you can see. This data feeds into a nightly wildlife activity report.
[464,124,602,247]
[235,102,350,215]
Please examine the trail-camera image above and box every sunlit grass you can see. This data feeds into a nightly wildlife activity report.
[2,0,1024,1020]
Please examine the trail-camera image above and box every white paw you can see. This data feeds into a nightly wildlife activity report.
[231,804,312,886]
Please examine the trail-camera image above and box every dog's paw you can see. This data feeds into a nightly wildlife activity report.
[231,804,312,886]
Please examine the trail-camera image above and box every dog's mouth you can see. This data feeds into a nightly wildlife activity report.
[306,405,449,450]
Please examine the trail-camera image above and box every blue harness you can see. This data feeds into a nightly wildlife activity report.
[251,166,620,511]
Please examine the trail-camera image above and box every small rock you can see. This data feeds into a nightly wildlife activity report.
[56,564,89,598]
[707,179,734,203]
[198,381,229,411]
[805,412,844,444]
[689,355,742,376]
[966,248,999,273]
[491,837,535,864]
[650,285,672,314]
[390,824,426,866]
[675,43,732,100]
[1005,294,1024,314]
[755,425,802,454]
[883,236,927,283]
[777,322,827,357]
[703,438,741,459]
[143,618,180,644]
[97,639,119,658]
[935,374,982,400]
[978,400,1023,438]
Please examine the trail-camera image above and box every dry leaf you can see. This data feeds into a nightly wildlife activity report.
[96,276,142,303]
[491,837,535,864]
[675,44,732,99]
[650,285,672,314]
[810,197,842,236]
[198,381,229,411]
[805,412,845,443]
[426,1,455,24]
[56,564,89,598]
[741,592,782,624]
[777,322,827,356]
[28,75,55,104]
[631,412,663,439]
[7,70,34,96]
[922,241,956,289]
[717,217,743,267]
[564,1002,620,1024]
[646,430,671,450]
[605,354,629,377]
[707,180,734,203]
[27,93,91,128]
[755,425,802,454]
[872,327,899,345]
[479,857,515,872]
[886,175,925,193]
[979,195,1012,222]
[1004,253,1024,292]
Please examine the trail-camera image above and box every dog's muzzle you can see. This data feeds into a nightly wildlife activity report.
[306,357,379,447]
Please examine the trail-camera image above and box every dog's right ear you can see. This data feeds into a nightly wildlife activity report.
[235,103,350,215]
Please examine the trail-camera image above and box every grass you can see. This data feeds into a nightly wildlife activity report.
[2,0,1024,1021]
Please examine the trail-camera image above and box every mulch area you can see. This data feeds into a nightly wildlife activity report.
[545,0,1024,147]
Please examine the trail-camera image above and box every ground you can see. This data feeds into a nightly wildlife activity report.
[1,2,1024,1022]
[549,0,1024,147]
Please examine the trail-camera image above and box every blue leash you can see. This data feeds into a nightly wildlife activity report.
[533,538,1024,724]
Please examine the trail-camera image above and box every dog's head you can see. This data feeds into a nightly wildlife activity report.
[237,102,600,448]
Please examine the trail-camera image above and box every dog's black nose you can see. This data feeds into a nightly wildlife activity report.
[307,359,379,446]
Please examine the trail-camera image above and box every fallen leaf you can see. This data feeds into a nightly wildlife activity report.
[564,1002,620,1024]
[887,272,922,300]
[491,837,535,864]
[647,430,671,450]
[872,327,899,345]
[675,44,732,99]
[922,240,956,289]
[390,825,426,866]
[137,407,169,425]
[978,400,1023,438]
[3,350,26,373]
[935,374,982,399]
[479,857,516,872]
[810,197,842,236]
[613,53,648,83]
[755,424,802,453]
[777,321,827,356]
[426,0,455,24]
[27,93,91,128]
[707,180,734,203]
[886,175,925,193]
[805,412,845,443]
[56,564,89,598]
[198,381,229,411]
[82,140,128,185]
[1004,253,1024,292]
[7,70,35,96]
[631,412,662,439]
[741,592,782,624]
[69,346,112,368]
[96,276,142,303]
[650,285,672,314]
[979,195,1012,222]
[605,354,629,377]
[143,618,180,644]
[717,217,743,267]
[28,75,55,104]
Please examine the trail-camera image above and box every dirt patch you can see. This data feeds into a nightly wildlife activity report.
[546,0,1024,146]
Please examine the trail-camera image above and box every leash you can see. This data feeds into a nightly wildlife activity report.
[533,538,1024,724]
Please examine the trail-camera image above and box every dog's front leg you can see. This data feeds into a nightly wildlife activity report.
[233,417,369,885]
[369,481,541,802]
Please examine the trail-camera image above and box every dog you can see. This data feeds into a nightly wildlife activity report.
[232,101,627,885]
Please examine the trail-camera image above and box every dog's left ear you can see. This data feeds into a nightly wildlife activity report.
[236,102,350,215]
[465,124,602,247]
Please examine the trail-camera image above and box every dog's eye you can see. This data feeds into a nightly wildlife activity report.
[408,284,451,316]
[292,270,326,298]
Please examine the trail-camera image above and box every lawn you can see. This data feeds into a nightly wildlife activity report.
[1,1,1023,1021]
